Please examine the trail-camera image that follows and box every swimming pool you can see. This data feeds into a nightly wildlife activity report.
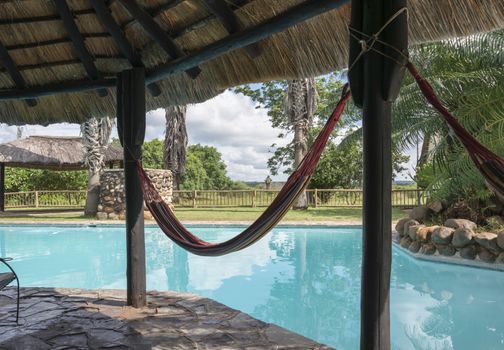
[0,225,503,349]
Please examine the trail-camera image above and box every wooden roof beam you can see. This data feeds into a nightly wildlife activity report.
[0,0,349,101]
[117,0,201,79]
[89,0,161,96]
[0,42,37,106]
[5,33,110,51]
[54,0,108,97]
[201,0,261,58]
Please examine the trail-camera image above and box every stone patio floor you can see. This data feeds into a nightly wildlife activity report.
[0,287,333,349]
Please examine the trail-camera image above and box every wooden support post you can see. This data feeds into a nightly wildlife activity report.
[314,189,318,208]
[34,191,39,208]
[349,0,407,349]
[192,190,197,208]
[0,163,4,212]
[117,68,147,308]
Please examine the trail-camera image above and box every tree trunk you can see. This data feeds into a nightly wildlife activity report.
[285,78,317,210]
[82,117,112,216]
[164,105,188,190]
[293,122,308,208]
[417,131,431,167]
[84,171,100,215]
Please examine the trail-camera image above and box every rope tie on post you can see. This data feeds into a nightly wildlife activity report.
[347,7,408,72]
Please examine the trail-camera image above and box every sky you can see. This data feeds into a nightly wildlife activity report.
[0,89,417,182]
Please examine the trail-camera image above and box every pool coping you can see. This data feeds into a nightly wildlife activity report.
[392,232,504,272]
[0,220,363,228]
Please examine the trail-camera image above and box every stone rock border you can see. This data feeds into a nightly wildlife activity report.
[394,215,504,270]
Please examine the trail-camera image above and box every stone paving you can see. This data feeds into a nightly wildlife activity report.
[0,287,333,349]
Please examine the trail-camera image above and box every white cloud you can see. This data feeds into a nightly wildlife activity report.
[142,91,289,181]
[0,91,289,182]
[0,123,82,144]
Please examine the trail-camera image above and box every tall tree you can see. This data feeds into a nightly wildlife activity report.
[283,78,318,209]
[164,105,188,190]
[81,116,112,215]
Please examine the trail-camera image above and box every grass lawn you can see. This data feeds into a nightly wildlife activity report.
[0,207,407,223]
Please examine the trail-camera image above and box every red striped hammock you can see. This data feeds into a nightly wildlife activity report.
[137,86,351,256]
[138,63,504,256]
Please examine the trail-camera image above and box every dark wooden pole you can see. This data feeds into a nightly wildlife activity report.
[0,163,4,212]
[349,0,407,349]
[117,68,147,308]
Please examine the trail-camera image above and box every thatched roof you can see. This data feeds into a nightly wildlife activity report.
[0,136,123,170]
[0,0,503,125]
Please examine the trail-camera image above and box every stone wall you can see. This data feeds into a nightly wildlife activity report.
[97,169,173,220]
[395,213,504,266]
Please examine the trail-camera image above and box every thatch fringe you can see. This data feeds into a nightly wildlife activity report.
[0,0,502,125]
[0,135,122,170]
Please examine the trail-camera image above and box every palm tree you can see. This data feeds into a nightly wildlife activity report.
[284,78,318,209]
[164,105,188,190]
[342,29,504,204]
[81,116,113,215]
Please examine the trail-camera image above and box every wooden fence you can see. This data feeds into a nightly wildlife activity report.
[4,190,87,209]
[3,188,427,210]
[172,189,428,209]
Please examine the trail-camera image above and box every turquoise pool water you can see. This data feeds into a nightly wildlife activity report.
[1,225,503,349]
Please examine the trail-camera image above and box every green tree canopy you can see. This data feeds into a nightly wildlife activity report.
[389,29,504,204]
[235,74,409,187]
[183,144,232,190]
[140,140,233,190]
[5,168,87,192]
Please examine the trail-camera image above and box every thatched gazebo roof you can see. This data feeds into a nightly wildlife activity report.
[0,0,502,126]
[0,136,123,170]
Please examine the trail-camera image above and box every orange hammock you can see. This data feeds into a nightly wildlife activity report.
[136,85,351,256]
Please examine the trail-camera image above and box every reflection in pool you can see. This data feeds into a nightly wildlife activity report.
[0,225,503,349]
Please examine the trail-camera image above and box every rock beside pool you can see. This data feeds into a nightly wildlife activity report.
[420,243,436,255]
[474,232,501,254]
[444,218,477,230]
[452,228,474,248]
[401,219,419,237]
[400,236,412,249]
[417,226,437,242]
[432,227,455,244]
[395,218,411,236]
[437,244,456,257]
[459,245,477,260]
[408,241,421,253]
[409,206,429,222]
[497,232,504,250]
[477,247,496,263]
[408,225,425,240]
[496,252,504,264]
